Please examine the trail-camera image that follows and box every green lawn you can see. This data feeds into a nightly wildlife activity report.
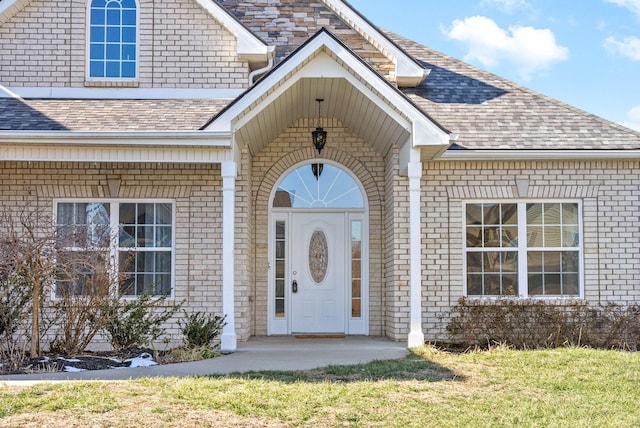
[1,346,639,427]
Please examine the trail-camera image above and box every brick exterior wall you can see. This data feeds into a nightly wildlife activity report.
[421,159,640,342]
[0,0,248,88]
[0,161,227,349]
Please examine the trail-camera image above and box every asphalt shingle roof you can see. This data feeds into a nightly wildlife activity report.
[390,32,640,150]
[0,99,231,131]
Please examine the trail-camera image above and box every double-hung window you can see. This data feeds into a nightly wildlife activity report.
[88,0,138,79]
[56,201,174,297]
[465,202,581,298]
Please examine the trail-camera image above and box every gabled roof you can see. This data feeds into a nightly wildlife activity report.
[205,28,451,159]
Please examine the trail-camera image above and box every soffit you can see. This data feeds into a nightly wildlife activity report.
[236,76,409,157]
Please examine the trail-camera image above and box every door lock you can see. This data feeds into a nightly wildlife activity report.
[292,279,298,293]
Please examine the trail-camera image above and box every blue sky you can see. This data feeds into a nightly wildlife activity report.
[348,0,640,131]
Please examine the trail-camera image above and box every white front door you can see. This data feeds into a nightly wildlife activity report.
[290,212,346,333]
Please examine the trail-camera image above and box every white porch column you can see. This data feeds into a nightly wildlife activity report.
[407,160,425,348]
[220,161,237,351]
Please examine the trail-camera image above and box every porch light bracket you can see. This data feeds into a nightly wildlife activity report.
[311,98,327,155]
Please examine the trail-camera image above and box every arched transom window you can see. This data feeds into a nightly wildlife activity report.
[273,163,365,209]
[88,0,138,79]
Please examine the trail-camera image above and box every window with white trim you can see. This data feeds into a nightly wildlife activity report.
[465,202,581,297]
[88,0,138,79]
[56,201,173,297]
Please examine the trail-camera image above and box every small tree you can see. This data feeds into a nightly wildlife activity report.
[0,207,57,360]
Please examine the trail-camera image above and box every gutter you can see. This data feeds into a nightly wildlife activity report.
[440,149,640,161]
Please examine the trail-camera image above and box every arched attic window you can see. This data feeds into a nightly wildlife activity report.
[88,0,138,79]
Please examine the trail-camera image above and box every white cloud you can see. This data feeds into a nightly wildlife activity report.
[604,36,640,60]
[622,106,640,131]
[604,0,640,18]
[481,0,531,14]
[443,16,569,80]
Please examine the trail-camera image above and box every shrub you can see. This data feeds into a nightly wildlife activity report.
[103,293,181,353]
[179,311,226,349]
[447,297,640,350]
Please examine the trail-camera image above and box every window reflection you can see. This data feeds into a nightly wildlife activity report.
[273,163,364,209]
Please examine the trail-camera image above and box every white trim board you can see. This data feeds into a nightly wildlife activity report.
[0,86,244,100]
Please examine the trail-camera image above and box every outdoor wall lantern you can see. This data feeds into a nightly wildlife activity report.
[311,98,327,154]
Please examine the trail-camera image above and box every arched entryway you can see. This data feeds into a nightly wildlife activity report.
[268,160,369,335]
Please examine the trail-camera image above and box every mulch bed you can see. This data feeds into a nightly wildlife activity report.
[1,347,157,375]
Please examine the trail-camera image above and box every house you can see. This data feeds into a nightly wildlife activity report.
[1,0,639,352]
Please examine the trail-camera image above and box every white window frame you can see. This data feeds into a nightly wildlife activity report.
[463,200,584,299]
[85,0,140,82]
[54,199,176,299]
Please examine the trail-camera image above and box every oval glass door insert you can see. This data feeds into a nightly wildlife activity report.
[309,229,328,284]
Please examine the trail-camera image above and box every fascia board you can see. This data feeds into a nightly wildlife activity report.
[440,149,640,161]
[0,86,243,100]
[194,0,270,60]
[321,0,427,85]
[0,131,232,147]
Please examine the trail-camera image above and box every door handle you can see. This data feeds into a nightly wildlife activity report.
[292,279,298,293]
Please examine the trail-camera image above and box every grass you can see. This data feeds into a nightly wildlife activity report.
[1,346,640,427]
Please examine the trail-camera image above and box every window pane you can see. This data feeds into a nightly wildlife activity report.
[156,226,172,247]
[275,299,285,318]
[273,164,364,209]
[544,203,561,224]
[122,27,136,43]
[275,240,285,259]
[138,225,154,247]
[105,61,120,77]
[90,44,104,60]
[544,274,562,294]
[528,251,543,273]
[484,274,501,295]
[483,252,501,273]
[544,226,562,247]
[156,251,171,273]
[275,280,285,298]
[91,26,105,42]
[276,221,285,239]
[352,298,361,318]
[122,44,135,61]
[466,252,482,273]
[107,9,121,25]
[501,252,518,273]
[502,274,518,296]
[526,203,543,225]
[563,226,579,247]
[528,273,542,295]
[467,274,483,295]
[562,251,579,273]
[466,226,482,247]
[90,10,105,25]
[562,203,579,225]
[352,279,361,298]
[563,273,579,295]
[501,204,518,225]
[483,226,500,247]
[122,9,136,25]
[502,226,518,247]
[106,26,120,43]
[545,251,561,272]
[483,204,500,225]
[527,226,543,247]
[466,204,482,225]
[352,259,361,278]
